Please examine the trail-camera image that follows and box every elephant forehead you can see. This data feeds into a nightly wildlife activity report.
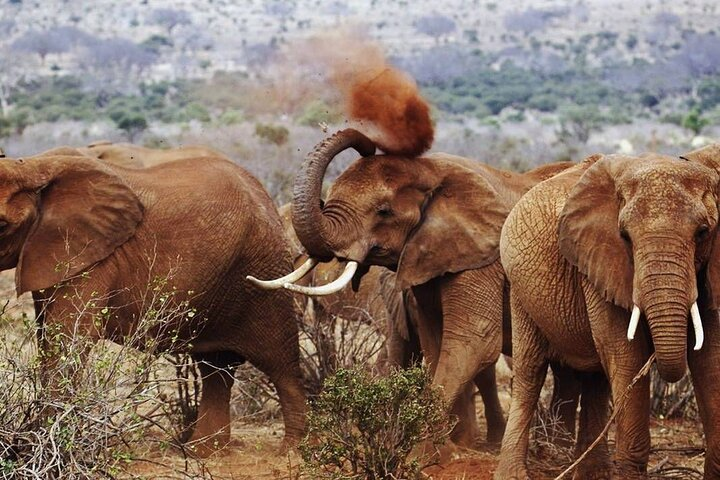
[620,161,716,197]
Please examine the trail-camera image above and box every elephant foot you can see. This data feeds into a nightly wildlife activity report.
[412,439,458,466]
[572,462,611,480]
[451,427,478,449]
[612,462,647,480]
[493,460,531,480]
[186,427,231,458]
[486,419,507,444]
[278,435,302,454]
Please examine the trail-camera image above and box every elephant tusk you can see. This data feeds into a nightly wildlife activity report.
[691,302,704,351]
[627,304,641,341]
[246,257,319,289]
[282,261,358,296]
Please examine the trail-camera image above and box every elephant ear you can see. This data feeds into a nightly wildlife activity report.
[396,161,509,290]
[16,157,144,294]
[682,143,720,308]
[558,155,634,309]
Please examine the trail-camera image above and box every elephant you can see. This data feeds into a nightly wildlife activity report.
[0,147,306,456]
[279,202,420,376]
[80,140,224,168]
[496,146,720,479]
[279,202,503,442]
[251,128,578,446]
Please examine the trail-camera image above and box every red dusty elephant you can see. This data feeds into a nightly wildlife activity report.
[1,147,306,456]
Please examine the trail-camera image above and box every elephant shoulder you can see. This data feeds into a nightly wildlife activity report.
[500,155,601,276]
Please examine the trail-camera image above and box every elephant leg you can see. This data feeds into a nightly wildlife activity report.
[239,292,306,448]
[688,303,720,479]
[188,353,236,456]
[412,282,482,449]
[475,363,506,444]
[433,265,504,420]
[549,362,581,446]
[586,301,651,478]
[449,382,481,447]
[572,372,611,480]
[495,293,549,480]
[32,293,101,396]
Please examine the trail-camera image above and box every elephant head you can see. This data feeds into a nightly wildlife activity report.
[558,152,720,382]
[0,153,143,294]
[248,128,509,294]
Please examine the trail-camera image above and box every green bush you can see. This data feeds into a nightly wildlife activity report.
[300,366,452,480]
[682,107,710,135]
[297,100,342,126]
[527,93,559,112]
[254,123,289,146]
[217,109,245,125]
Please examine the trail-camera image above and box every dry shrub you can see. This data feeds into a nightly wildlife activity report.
[529,401,576,472]
[0,276,211,479]
[526,372,575,476]
[225,294,389,428]
[649,366,698,420]
[298,298,387,397]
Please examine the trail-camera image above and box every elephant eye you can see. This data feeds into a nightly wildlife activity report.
[696,224,710,241]
[619,227,630,243]
[377,204,393,218]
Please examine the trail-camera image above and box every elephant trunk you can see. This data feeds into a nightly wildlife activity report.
[291,129,376,259]
[635,242,696,383]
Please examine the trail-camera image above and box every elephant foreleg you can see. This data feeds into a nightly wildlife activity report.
[586,292,651,479]
[688,302,720,479]
[188,353,236,456]
[412,281,483,448]
[434,265,504,414]
[32,293,101,397]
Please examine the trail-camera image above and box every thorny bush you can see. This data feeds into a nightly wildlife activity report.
[0,274,211,479]
[300,366,453,480]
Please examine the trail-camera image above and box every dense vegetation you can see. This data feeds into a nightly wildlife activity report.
[2,62,718,142]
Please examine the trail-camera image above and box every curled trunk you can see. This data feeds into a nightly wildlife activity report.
[291,129,376,259]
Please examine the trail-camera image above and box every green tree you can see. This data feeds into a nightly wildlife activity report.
[557,104,605,144]
[113,111,148,142]
[682,107,710,135]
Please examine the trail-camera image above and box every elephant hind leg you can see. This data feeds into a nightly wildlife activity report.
[572,372,611,480]
[475,363,506,444]
[187,352,239,457]
[495,294,549,480]
[548,362,581,447]
[449,383,481,447]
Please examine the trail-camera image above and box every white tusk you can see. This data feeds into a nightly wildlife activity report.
[691,302,704,351]
[282,261,358,296]
[246,257,319,289]
[627,305,641,341]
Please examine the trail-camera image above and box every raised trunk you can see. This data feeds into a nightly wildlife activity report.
[291,129,376,258]
[635,244,695,383]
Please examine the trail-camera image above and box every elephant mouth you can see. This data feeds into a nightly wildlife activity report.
[247,258,360,296]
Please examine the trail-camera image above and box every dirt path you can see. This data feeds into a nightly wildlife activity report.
[125,415,705,479]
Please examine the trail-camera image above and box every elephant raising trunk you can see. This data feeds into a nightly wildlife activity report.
[247,129,376,295]
[291,129,376,259]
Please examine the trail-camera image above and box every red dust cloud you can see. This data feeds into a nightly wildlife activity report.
[288,27,434,157]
